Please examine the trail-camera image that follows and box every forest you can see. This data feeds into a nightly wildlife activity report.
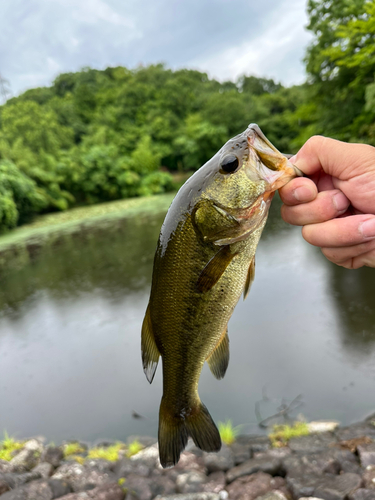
[0,0,374,232]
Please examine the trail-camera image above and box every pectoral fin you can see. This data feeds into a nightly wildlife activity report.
[207,328,229,379]
[243,256,255,300]
[141,305,160,383]
[196,246,237,293]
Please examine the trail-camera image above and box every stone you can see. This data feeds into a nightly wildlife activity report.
[32,462,54,479]
[283,448,359,477]
[130,444,159,469]
[9,439,44,472]
[235,435,270,454]
[358,443,375,468]
[203,445,235,473]
[348,489,375,500]
[176,471,207,494]
[287,472,362,500]
[307,421,340,433]
[202,471,226,494]
[288,432,337,454]
[52,462,116,492]
[150,475,176,497]
[362,466,375,489]
[154,494,222,500]
[126,435,157,448]
[226,454,282,483]
[122,473,153,500]
[0,460,11,473]
[56,483,125,499]
[0,471,42,489]
[336,422,375,442]
[226,472,287,500]
[256,492,289,500]
[0,480,53,500]
[114,457,150,478]
[229,443,251,465]
[0,478,10,495]
[42,447,64,468]
[47,478,72,497]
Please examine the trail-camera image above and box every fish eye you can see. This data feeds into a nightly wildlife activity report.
[220,154,239,174]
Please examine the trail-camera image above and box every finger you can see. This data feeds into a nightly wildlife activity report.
[322,239,375,264]
[317,171,335,192]
[302,215,375,247]
[279,177,318,206]
[334,248,375,269]
[281,190,350,226]
[290,136,375,179]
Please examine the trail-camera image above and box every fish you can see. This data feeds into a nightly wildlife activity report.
[141,124,301,468]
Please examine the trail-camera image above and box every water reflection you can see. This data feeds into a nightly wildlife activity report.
[0,197,374,443]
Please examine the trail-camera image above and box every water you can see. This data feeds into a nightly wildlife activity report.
[0,198,374,444]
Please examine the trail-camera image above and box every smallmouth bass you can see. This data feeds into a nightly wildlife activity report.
[141,124,301,468]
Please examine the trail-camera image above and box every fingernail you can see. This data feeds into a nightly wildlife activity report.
[360,219,375,238]
[289,155,297,164]
[293,186,314,202]
[333,192,349,213]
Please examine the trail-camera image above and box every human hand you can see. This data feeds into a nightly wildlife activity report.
[279,136,375,269]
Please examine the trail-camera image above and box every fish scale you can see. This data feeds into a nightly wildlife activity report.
[141,124,301,468]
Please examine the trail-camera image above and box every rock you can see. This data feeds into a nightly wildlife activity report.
[163,453,207,481]
[42,447,64,468]
[9,439,44,472]
[52,462,116,492]
[362,466,375,489]
[235,435,270,454]
[0,478,10,495]
[202,471,226,494]
[57,483,125,499]
[122,473,153,500]
[348,489,375,500]
[150,475,176,497]
[203,445,235,473]
[176,471,207,493]
[154,494,223,500]
[0,460,11,473]
[114,457,150,478]
[226,454,282,483]
[229,443,251,465]
[256,492,289,500]
[226,471,287,500]
[288,432,337,454]
[32,462,54,479]
[0,471,42,489]
[358,443,375,468]
[287,472,362,500]
[130,444,159,469]
[307,421,340,433]
[84,459,115,473]
[47,478,72,497]
[336,422,375,441]
[283,448,359,477]
[0,480,53,500]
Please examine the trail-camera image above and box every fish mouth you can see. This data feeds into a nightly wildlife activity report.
[246,124,301,191]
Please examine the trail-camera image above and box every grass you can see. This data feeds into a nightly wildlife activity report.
[85,440,143,462]
[63,442,86,458]
[0,432,25,461]
[269,421,310,448]
[218,420,241,445]
[126,440,143,457]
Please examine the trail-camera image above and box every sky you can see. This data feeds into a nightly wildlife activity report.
[0,0,312,99]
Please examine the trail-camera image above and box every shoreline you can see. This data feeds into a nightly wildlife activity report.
[0,414,375,499]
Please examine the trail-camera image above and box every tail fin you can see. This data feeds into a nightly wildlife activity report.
[158,397,221,468]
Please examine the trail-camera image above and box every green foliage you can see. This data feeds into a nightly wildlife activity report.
[218,420,241,445]
[0,432,25,461]
[63,442,86,458]
[126,440,144,457]
[87,442,125,461]
[269,422,310,448]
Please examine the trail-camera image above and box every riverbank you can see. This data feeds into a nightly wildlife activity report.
[0,193,175,275]
[0,414,375,500]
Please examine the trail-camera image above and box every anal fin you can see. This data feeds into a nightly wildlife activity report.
[243,256,255,300]
[141,304,160,383]
[206,328,229,380]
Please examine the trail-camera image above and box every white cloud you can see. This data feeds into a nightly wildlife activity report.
[188,0,312,85]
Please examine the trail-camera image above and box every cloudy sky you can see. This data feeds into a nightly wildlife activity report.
[0,0,312,99]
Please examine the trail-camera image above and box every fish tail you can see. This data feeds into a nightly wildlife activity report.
[158,397,221,468]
